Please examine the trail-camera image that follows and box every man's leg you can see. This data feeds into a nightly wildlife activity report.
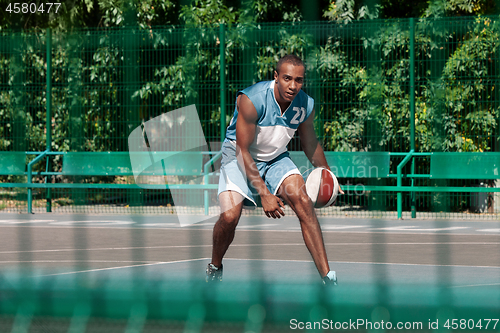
[210,190,244,268]
[277,174,330,278]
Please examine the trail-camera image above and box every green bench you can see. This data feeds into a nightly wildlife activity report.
[58,151,217,214]
[1,151,219,213]
[290,151,500,218]
[58,151,219,192]
[62,152,205,179]
[430,152,500,180]
[291,151,500,181]
[3,150,500,217]
[61,151,220,215]
[0,152,26,176]
[289,151,391,189]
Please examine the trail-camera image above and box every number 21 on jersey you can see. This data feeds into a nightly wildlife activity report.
[290,107,306,125]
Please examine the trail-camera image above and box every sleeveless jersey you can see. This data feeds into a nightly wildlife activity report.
[225,81,314,162]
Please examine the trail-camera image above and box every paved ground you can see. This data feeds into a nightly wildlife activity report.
[0,212,499,291]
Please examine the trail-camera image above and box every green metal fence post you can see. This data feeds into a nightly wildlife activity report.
[46,28,52,213]
[203,23,226,214]
[365,20,384,212]
[10,31,27,211]
[205,151,222,215]
[410,18,416,218]
[28,150,48,214]
[68,32,85,208]
[220,23,226,142]
[397,150,414,219]
[46,29,52,153]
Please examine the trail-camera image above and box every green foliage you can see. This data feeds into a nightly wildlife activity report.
[254,27,314,80]
[323,0,379,23]
[180,0,238,25]
[439,16,500,152]
[311,31,369,151]
[313,13,500,153]
[1,0,500,156]
[97,0,177,28]
[242,0,303,23]
[423,0,498,18]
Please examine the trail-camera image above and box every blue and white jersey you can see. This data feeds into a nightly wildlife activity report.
[225,80,314,162]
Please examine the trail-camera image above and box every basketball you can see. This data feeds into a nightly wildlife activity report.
[305,167,339,208]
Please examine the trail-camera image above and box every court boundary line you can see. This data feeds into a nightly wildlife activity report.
[0,224,499,236]
[0,260,164,263]
[38,258,209,277]
[451,282,500,288]
[1,241,499,255]
[20,258,500,289]
[224,258,500,270]
[2,213,498,223]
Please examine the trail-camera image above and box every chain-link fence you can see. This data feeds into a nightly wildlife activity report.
[1,17,500,218]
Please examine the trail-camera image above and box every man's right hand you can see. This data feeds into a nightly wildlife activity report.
[261,193,285,219]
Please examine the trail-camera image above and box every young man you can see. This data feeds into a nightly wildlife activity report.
[206,54,342,284]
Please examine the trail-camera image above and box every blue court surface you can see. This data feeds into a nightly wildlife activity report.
[33,258,500,295]
[0,212,499,328]
[0,212,498,289]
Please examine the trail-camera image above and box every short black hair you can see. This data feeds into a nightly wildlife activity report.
[276,54,305,73]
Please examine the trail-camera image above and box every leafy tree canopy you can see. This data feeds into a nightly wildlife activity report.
[1,0,497,31]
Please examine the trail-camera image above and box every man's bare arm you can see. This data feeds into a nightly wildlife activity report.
[297,110,330,168]
[235,94,285,218]
[297,109,344,194]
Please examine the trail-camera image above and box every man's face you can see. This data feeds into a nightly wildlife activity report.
[274,62,305,104]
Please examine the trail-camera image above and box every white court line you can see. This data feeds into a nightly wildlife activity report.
[322,225,367,230]
[185,222,215,226]
[156,258,210,265]
[3,224,496,236]
[210,227,492,236]
[225,258,500,269]
[140,223,179,227]
[478,229,500,232]
[238,224,279,229]
[0,260,161,264]
[0,245,214,254]
[376,226,469,232]
[40,262,167,277]
[39,258,209,277]
[0,220,55,224]
[1,241,499,255]
[323,242,500,245]
[451,282,500,288]
[49,221,134,225]
[35,258,500,282]
[227,258,500,289]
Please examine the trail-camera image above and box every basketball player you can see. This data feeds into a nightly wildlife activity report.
[206,55,343,284]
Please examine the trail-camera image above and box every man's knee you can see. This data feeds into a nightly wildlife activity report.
[281,182,309,205]
[282,184,313,214]
[219,208,241,227]
[292,191,312,208]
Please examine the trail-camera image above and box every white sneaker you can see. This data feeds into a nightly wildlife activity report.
[206,263,223,282]
[322,271,337,285]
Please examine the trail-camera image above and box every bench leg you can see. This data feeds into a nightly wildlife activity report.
[397,192,402,219]
[47,188,52,213]
[28,188,32,214]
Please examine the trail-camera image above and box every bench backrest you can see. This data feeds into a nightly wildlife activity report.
[289,151,390,178]
[0,152,26,175]
[430,152,500,179]
[62,152,204,176]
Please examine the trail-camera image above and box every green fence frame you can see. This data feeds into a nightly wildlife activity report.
[2,18,500,331]
[1,17,500,218]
